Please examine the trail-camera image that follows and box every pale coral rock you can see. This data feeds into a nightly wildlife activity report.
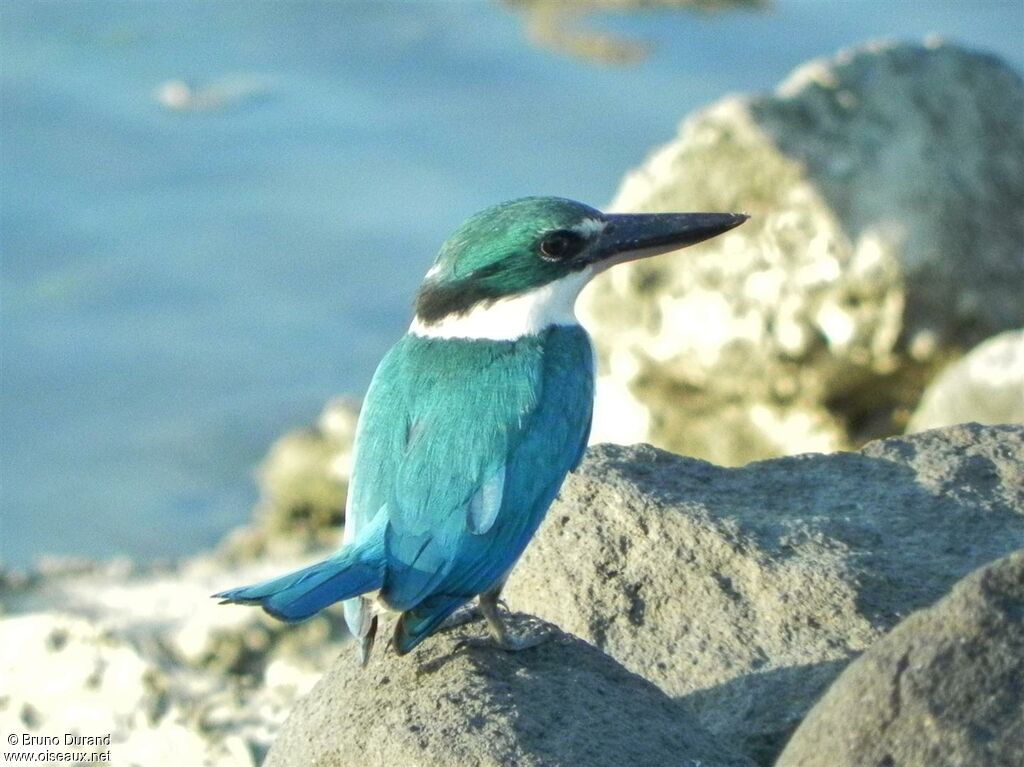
[908,328,1024,431]
[580,40,1024,464]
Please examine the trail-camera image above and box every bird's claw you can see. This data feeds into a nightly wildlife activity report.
[492,626,553,652]
[439,604,484,632]
[452,627,551,653]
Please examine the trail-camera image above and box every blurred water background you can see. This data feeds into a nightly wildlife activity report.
[2,0,1022,567]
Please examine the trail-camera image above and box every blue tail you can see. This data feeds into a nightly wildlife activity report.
[214,536,385,623]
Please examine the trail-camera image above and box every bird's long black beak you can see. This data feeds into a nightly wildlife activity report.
[589,212,748,271]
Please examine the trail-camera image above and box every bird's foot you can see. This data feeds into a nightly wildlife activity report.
[438,596,511,633]
[438,604,484,632]
[454,620,552,653]
[478,593,551,652]
[453,625,552,653]
[490,625,553,652]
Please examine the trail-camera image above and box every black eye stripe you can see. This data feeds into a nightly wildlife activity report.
[539,230,584,261]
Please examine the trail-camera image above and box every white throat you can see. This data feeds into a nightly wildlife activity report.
[409,267,593,341]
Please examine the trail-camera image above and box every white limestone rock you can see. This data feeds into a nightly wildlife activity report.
[580,39,1024,464]
[0,555,346,767]
[907,328,1024,432]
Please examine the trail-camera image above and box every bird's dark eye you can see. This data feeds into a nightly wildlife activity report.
[538,230,583,261]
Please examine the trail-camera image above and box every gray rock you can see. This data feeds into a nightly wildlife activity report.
[580,40,1024,464]
[776,549,1024,767]
[264,614,755,767]
[908,328,1024,432]
[504,423,1024,764]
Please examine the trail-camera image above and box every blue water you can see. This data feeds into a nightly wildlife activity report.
[3,1,1022,567]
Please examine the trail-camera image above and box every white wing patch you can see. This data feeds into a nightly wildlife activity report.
[467,464,506,535]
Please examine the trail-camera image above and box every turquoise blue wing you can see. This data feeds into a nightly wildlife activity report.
[340,339,417,638]
[342,342,409,540]
[382,326,594,611]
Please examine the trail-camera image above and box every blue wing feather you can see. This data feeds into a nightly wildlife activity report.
[344,326,593,626]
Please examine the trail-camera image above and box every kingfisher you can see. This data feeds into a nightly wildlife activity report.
[215,197,746,662]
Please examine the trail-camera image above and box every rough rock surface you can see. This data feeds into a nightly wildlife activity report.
[504,423,1024,764]
[908,328,1024,432]
[776,549,1024,767]
[220,398,359,561]
[264,614,754,767]
[5,425,1022,766]
[580,40,1024,464]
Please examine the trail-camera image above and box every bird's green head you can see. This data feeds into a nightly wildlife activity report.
[413,196,746,338]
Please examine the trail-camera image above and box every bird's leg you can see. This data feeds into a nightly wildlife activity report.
[478,586,551,652]
[439,593,513,633]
